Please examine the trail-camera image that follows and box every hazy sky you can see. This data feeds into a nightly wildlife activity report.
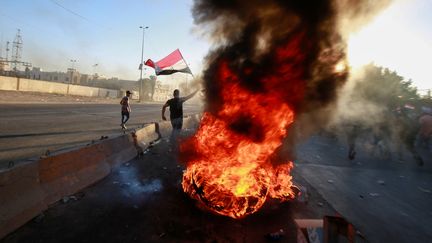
[0,0,430,89]
[347,0,432,90]
[0,0,209,85]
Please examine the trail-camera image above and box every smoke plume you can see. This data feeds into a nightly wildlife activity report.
[179,0,393,218]
[189,1,390,160]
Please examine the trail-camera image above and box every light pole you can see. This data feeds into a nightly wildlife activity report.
[69,59,77,84]
[139,26,149,102]
[92,63,98,78]
[70,59,77,69]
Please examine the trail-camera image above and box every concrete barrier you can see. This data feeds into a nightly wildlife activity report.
[0,135,137,239]
[154,115,201,139]
[39,143,111,205]
[68,84,100,97]
[98,88,119,98]
[0,76,18,91]
[99,134,137,167]
[0,162,47,239]
[18,79,69,94]
[0,114,201,239]
[39,134,137,205]
[133,123,159,150]
[156,121,173,138]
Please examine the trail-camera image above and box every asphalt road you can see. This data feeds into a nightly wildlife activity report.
[295,135,432,243]
[0,103,202,168]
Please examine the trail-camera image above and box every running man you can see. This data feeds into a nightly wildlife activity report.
[120,90,132,129]
[162,89,199,140]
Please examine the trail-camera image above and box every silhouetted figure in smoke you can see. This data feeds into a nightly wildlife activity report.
[370,120,392,159]
[346,123,361,160]
[395,107,424,166]
[162,89,199,145]
[418,112,432,151]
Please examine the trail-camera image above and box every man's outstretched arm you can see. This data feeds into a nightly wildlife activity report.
[182,89,200,102]
[162,103,169,121]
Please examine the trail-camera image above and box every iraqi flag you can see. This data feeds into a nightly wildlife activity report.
[144,49,192,76]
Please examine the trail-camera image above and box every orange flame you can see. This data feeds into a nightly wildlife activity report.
[181,64,300,218]
[180,33,310,219]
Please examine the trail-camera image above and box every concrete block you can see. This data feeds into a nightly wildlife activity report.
[0,116,202,239]
[39,134,137,205]
[157,121,173,138]
[18,79,68,94]
[98,88,118,98]
[0,133,137,239]
[100,134,137,167]
[39,144,111,205]
[1,76,121,98]
[0,162,47,239]
[133,124,159,149]
[68,85,99,97]
[0,76,18,91]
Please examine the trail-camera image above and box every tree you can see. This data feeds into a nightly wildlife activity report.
[351,63,420,111]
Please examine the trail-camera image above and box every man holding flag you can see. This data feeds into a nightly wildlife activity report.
[162,89,199,145]
[145,48,198,147]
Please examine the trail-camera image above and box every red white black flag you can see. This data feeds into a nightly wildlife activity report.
[144,49,192,76]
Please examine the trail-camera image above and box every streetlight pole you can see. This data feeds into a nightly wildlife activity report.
[69,59,77,84]
[70,59,76,69]
[139,26,149,102]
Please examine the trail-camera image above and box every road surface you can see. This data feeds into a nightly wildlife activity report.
[296,135,432,243]
[0,103,202,168]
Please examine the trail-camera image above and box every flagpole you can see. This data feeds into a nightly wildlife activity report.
[178,49,194,79]
[139,26,149,102]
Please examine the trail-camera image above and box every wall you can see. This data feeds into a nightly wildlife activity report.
[68,84,100,97]
[0,76,119,98]
[18,79,69,94]
[98,88,119,98]
[0,76,18,91]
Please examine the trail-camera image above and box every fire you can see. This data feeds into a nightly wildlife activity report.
[180,0,359,219]
[181,58,300,218]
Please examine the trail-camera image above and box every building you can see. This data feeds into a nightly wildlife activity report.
[153,81,171,102]
[27,67,78,84]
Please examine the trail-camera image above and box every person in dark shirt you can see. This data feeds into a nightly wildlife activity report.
[162,89,199,141]
[120,90,132,129]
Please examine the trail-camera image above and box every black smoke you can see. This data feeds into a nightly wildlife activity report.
[194,0,353,114]
[189,0,392,162]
